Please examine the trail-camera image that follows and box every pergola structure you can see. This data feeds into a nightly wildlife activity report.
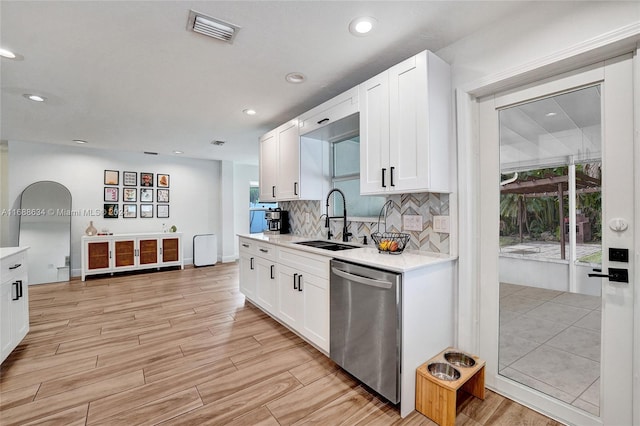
[500,171,601,259]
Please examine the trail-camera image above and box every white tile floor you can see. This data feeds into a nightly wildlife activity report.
[499,282,601,416]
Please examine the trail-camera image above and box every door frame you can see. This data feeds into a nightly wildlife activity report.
[455,29,640,424]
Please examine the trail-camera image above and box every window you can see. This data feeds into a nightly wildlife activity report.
[331,137,385,218]
[249,183,277,233]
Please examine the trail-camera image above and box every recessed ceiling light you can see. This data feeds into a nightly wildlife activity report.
[73,139,88,144]
[545,112,557,117]
[23,94,46,102]
[0,48,16,59]
[285,72,306,84]
[349,17,376,36]
[243,109,256,116]
[173,150,184,154]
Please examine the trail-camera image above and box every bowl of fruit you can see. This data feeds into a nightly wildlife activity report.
[371,232,410,254]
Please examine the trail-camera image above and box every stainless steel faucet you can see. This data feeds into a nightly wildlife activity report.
[325,188,352,242]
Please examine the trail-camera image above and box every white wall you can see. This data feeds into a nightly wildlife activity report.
[6,141,222,277]
[233,163,259,255]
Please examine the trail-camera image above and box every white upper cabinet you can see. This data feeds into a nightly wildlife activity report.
[259,129,278,202]
[360,50,451,194]
[276,120,301,200]
[259,111,330,202]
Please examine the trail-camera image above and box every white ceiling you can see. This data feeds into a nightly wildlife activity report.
[1,1,532,165]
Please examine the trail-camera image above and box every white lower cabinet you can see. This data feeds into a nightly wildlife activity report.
[255,256,277,312]
[1,248,30,364]
[238,240,257,300]
[238,239,329,353]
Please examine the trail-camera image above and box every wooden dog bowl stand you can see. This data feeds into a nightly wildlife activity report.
[415,347,486,426]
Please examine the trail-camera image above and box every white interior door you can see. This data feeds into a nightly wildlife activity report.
[477,55,634,425]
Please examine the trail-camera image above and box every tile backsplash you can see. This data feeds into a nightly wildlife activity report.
[279,192,450,254]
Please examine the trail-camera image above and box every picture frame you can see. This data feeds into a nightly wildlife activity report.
[103,203,119,219]
[123,171,137,186]
[157,189,169,203]
[140,172,154,187]
[140,204,153,218]
[122,204,137,218]
[104,170,119,186]
[123,188,137,202]
[157,204,169,218]
[104,187,119,202]
[157,174,170,188]
[140,188,153,202]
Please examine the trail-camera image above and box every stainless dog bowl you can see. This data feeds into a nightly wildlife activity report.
[444,351,476,368]
[427,362,461,381]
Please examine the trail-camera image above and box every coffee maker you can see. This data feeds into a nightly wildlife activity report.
[265,208,289,234]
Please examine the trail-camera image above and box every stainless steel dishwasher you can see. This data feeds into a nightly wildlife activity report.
[330,259,402,404]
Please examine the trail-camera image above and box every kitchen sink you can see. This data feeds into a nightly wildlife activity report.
[294,240,360,251]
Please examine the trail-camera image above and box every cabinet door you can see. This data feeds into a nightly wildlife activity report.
[161,237,180,263]
[0,280,14,361]
[300,273,329,351]
[138,239,159,265]
[359,71,390,195]
[259,130,278,202]
[276,121,301,200]
[276,264,303,329]
[239,251,257,300]
[13,279,29,341]
[255,257,277,313]
[389,52,429,192]
[87,241,111,271]
[114,239,136,268]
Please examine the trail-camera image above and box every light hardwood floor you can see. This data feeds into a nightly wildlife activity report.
[1,263,563,425]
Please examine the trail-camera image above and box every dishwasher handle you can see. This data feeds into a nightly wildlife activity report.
[331,267,393,289]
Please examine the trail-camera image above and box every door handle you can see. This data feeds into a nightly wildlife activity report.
[390,166,395,187]
[382,168,387,188]
[317,118,330,125]
[12,282,19,301]
[331,267,393,289]
[250,257,254,270]
[272,186,276,198]
[293,273,298,290]
[588,267,629,283]
[17,280,22,299]
[298,275,303,291]
[294,182,298,196]
[270,265,275,279]
[9,263,21,270]
[242,243,250,248]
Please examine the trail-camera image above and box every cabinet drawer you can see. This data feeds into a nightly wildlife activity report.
[1,252,26,281]
[255,243,276,261]
[239,238,256,255]
[278,247,329,279]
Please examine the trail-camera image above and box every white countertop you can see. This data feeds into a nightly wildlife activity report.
[1,247,30,260]
[238,233,456,273]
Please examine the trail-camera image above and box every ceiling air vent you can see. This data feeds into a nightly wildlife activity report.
[187,10,240,44]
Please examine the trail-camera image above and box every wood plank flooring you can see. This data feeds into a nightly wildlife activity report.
[0,263,563,425]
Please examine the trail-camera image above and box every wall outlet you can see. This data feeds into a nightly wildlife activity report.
[433,215,450,233]
[403,215,423,231]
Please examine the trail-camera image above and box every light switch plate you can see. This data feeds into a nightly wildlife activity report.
[433,216,450,233]
[403,215,422,231]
